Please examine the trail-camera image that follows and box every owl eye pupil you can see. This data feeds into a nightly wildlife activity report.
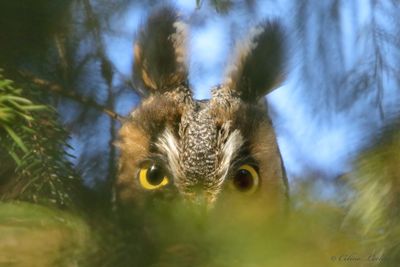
[146,164,165,186]
[233,169,254,192]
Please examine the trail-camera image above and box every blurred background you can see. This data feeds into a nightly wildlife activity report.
[1,0,399,202]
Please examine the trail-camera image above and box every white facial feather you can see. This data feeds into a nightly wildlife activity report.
[156,128,183,180]
[217,129,243,186]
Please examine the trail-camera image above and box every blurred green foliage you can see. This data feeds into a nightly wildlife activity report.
[345,128,400,265]
[0,202,91,267]
[2,191,396,267]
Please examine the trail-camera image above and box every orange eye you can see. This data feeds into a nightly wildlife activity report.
[139,163,169,190]
[231,164,259,194]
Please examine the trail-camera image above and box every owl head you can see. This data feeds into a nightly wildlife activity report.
[117,7,288,212]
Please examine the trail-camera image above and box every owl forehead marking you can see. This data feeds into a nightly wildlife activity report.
[180,106,218,184]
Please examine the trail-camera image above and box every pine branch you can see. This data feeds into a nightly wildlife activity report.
[0,72,82,208]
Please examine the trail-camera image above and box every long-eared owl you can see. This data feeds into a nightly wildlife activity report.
[117,7,289,212]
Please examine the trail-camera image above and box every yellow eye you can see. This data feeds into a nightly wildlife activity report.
[139,163,169,190]
[231,164,259,194]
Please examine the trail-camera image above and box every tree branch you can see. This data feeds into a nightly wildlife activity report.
[19,71,125,122]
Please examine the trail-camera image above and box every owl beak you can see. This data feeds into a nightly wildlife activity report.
[186,190,216,212]
[192,193,207,206]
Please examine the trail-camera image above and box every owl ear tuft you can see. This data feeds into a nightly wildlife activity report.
[133,7,188,94]
[224,21,286,102]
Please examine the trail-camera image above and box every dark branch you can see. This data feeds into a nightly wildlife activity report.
[19,71,125,122]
